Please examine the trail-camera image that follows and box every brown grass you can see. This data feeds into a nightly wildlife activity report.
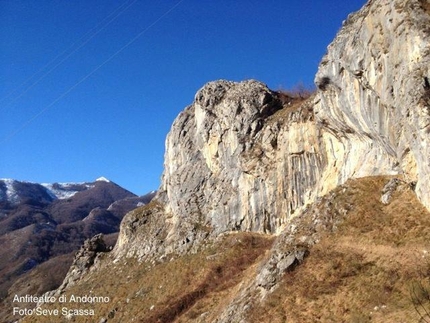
[278,82,315,100]
[420,0,430,15]
[267,93,315,128]
[248,176,430,322]
[21,232,273,323]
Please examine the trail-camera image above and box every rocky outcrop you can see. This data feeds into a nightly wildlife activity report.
[114,201,171,260]
[380,178,401,204]
[134,0,428,257]
[159,80,285,235]
[156,80,322,244]
[54,234,108,293]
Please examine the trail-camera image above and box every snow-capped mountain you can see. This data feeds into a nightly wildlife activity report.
[95,176,110,182]
[0,178,55,206]
[0,177,116,205]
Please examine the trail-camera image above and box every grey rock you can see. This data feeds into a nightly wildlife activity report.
[154,79,323,255]
[114,0,430,262]
[315,0,430,207]
[55,234,108,293]
[112,0,430,306]
[381,178,401,204]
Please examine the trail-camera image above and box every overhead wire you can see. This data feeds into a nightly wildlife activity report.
[0,0,138,108]
[1,0,186,144]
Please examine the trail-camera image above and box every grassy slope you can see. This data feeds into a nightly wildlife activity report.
[249,176,430,323]
[19,176,430,323]
[21,231,274,323]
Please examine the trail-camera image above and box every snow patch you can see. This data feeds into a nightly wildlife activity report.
[0,178,100,203]
[0,178,19,204]
[41,182,94,200]
[96,176,110,182]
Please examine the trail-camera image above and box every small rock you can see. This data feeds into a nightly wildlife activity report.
[381,178,400,204]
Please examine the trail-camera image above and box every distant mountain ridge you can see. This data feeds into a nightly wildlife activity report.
[0,177,113,206]
[0,177,155,320]
[0,178,56,207]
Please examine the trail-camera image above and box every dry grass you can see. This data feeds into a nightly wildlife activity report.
[278,82,315,100]
[248,176,430,322]
[21,232,273,323]
[267,93,315,127]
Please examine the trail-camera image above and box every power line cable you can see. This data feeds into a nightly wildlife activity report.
[0,0,137,108]
[1,0,185,144]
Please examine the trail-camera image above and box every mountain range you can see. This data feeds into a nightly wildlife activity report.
[0,178,155,320]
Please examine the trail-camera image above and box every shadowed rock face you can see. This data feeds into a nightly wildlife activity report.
[52,234,109,294]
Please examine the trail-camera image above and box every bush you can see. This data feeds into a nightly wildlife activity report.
[277,82,315,103]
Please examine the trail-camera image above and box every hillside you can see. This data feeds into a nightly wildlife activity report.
[0,179,155,321]
[9,0,430,322]
[19,176,430,322]
[248,176,430,322]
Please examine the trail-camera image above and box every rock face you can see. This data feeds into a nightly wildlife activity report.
[160,81,283,233]
[314,0,430,207]
[54,234,108,293]
[157,80,320,239]
[138,0,429,256]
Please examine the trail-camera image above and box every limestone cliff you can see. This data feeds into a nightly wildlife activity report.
[158,80,320,236]
[34,0,430,322]
[112,0,430,261]
[314,0,430,208]
[115,81,324,259]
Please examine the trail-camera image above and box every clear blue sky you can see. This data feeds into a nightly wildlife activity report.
[0,0,366,195]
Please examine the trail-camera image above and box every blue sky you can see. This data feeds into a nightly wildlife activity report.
[0,0,366,195]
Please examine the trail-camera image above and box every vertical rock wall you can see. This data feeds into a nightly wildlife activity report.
[158,80,325,237]
[157,0,430,244]
[115,0,430,257]
[315,0,430,207]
